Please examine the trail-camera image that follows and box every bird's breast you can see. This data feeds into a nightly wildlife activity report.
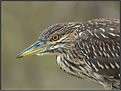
[56,54,92,79]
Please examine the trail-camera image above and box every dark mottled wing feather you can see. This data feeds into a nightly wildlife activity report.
[76,18,120,78]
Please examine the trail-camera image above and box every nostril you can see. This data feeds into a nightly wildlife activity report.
[36,41,45,46]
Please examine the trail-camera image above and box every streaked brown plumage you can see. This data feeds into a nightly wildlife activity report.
[17,18,120,90]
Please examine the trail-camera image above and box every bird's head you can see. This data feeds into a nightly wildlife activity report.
[16,23,78,58]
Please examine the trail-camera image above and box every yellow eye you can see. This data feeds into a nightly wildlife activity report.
[51,35,59,41]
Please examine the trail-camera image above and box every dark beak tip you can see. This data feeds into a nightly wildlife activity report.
[16,55,23,59]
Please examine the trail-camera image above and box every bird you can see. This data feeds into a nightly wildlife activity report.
[16,18,120,90]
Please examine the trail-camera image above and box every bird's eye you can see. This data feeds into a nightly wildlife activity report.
[51,35,59,41]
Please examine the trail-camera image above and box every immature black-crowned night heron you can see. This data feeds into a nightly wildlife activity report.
[16,18,120,90]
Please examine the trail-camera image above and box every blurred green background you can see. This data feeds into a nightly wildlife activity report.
[2,1,120,90]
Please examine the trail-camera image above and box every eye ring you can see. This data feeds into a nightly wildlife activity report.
[52,35,59,41]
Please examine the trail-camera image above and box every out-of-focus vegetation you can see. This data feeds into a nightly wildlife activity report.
[2,1,119,90]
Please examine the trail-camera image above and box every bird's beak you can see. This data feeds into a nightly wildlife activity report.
[16,40,47,58]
